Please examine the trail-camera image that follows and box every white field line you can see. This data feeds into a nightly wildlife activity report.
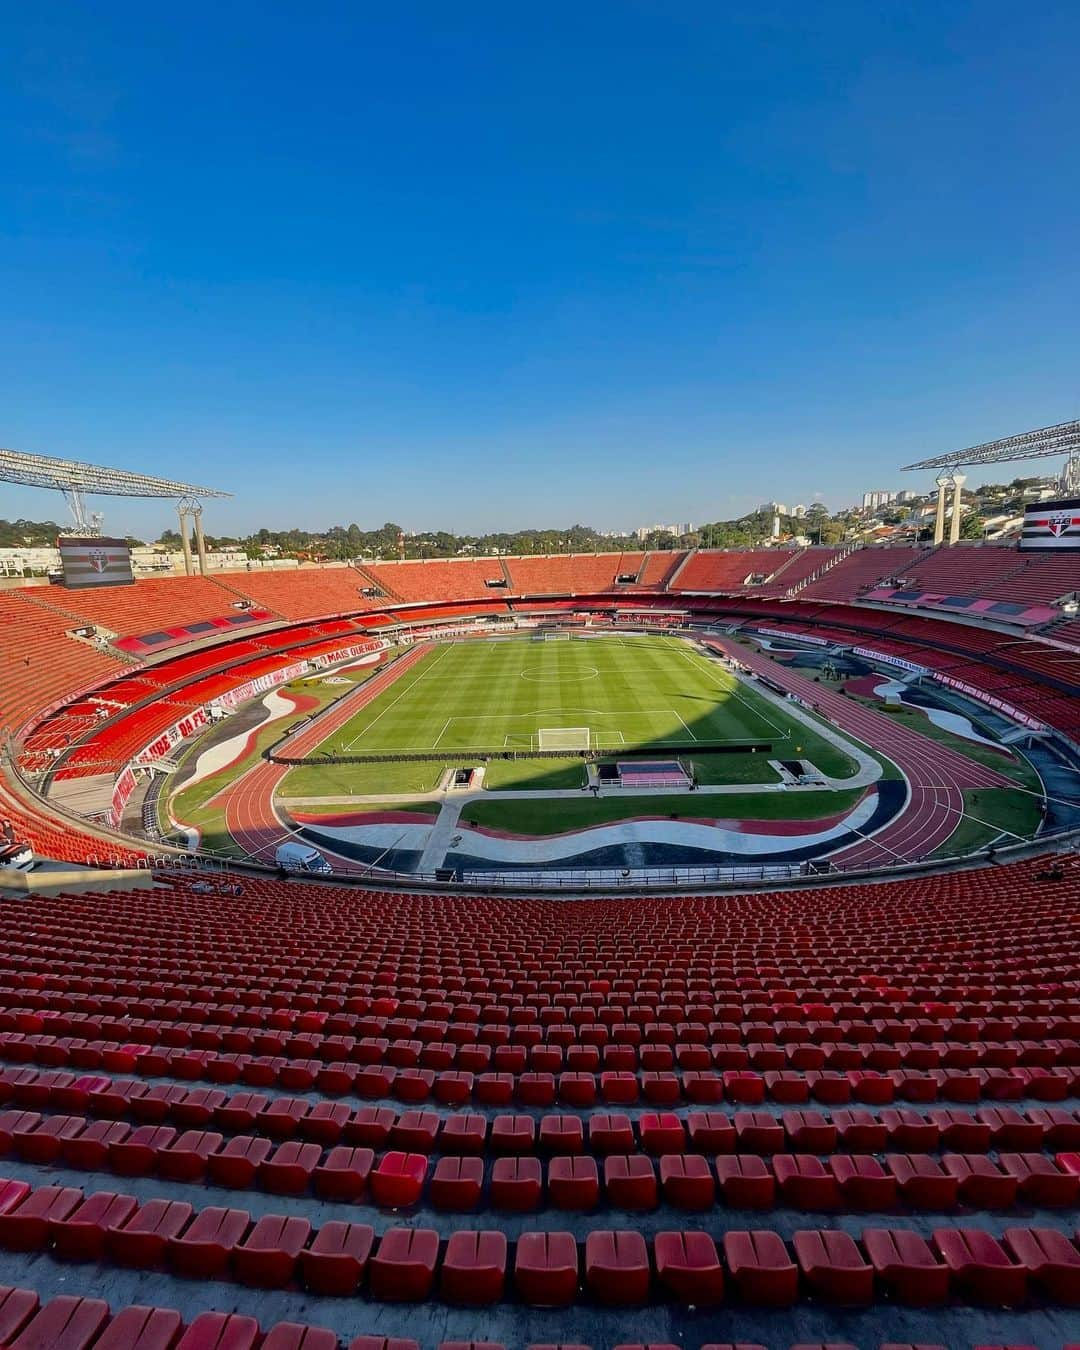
[342,644,453,750]
[667,636,791,740]
[672,709,698,741]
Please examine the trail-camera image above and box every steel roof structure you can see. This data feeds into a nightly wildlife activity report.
[0,448,230,498]
[902,419,1080,471]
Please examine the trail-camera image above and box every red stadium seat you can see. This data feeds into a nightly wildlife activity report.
[654,1230,724,1305]
[722,1230,798,1305]
[369,1226,439,1301]
[300,1220,374,1296]
[440,1229,508,1304]
[792,1230,874,1305]
[515,1231,579,1307]
[863,1227,951,1304]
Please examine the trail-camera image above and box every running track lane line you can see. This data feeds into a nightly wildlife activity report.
[711,638,1010,865]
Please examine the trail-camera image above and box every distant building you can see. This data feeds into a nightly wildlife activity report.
[861,490,896,512]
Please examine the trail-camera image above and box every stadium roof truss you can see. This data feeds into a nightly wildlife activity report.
[0,447,230,533]
[902,419,1080,471]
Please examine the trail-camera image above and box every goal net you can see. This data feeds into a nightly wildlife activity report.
[538,726,590,751]
[543,632,571,641]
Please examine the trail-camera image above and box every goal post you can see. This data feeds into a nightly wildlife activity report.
[538,726,590,751]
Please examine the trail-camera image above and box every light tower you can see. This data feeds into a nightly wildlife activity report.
[933,473,952,546]
[948,473,967,545]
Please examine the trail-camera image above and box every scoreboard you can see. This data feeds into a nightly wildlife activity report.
[1020,497,1080,551]
[57,536,135,587]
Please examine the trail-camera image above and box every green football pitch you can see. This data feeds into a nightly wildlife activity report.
[313,634,801,755]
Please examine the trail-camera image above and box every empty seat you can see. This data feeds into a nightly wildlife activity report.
[660,1153,715,1209]
[94,1306,184,1350]
[1003,1225,1080,1305]
[863,1227,951,1304]
[104,1198,194,1268]
[300,1220,375,1296]
[168,1205,250,1277]
[207,1135,273,1189]
[51,1190,138,1261]
[585,1229,650,1305]
[942,1155,1018,1208]
[933,1227,1028,1305]
[0,1184,81,1252]
[233,1212,311,1287]
[0,1286,38,1344]
[260,1140,322,1195]
[829,1155,897,1209]
[440,1229,508,1304]
[431,1156,484,1211]
[654,1230,724,1305]
[886,1154,959,1210]
[722,1230,798,1305]
[491,1156,542,1211]
[370,1151,427,1207]
[773,1155,839,1210]
[604,1155,658,1210]
[369,1226,439,1301]
[7,1295,109,1350]
[716,1156,775,1208]
[999,1152,1078,1207]
[176,1313,260,1350]
[313,1145,373,1202]
[515,1230,579,1307]
[793,1229,873,1305]
[548,1155,600,1210]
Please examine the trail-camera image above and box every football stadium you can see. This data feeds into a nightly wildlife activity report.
[3,6,1080,1347]
[1,427,1080,1350]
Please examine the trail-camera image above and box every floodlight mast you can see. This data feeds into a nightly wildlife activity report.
[0,448,230,549]
[902,420,1080,545]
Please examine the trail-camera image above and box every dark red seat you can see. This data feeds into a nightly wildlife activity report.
[782,1109,836,1152]
[156,1128,223,1182]
[654,1230,724,1305]
[390,1109,440,1152]
[206,1134,272,1189]
[109,1124,176,1177]
[548,1156,600,1210]
[62,1120,131,1171]
[430,1156,483,1211]
[585,1229,650,1305]
[491,1156,542,1211]
[440,1229,508,1304]
[942,1155,1018,1208]
[7,1295,109,1350]
[261,1324,338,1350]
[300,1220,375,1296]
[773,1154,839,1209]
[0,1184,81,1252]
[0,1285,38,1344]
[793,1229,873,1304]
[722,1229,797,1305]
[168,1205,250,1277]
[886,1154,958,1210]
[999,1152,1078,1207]
[589,1113,635,1155]
[734,1111,784,1152]
[104,1197,194,1268]
[441,1113,488,1155]
[659,1153,715,1210]
[12,1113,85,1164]
[686,1111,735,1153]
[260,1139,322,1195]
[829,1154,897,1209]
[175,1313,260,1350]
[312,1145,374,1201]
[94,1306,184,1350]
[604,1155,657,1210]
[490,1114,535,1154]
[933,1227,1027,1304]
[1003,1225,1080,1305]
[639,1112,685,1154]
[233,1212,311,1287]
[863,1227,951,1304]
[51,1190,138,1261]
[515,1230,579,1306]
[369,1226,439,1301]
[715,1156,775,1208]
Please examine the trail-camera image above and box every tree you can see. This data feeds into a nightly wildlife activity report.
[959,511,985,540]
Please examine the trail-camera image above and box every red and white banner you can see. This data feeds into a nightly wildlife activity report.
[1021,496,1080,550]
[930,674,1046,731]
[108,766,138,829]
[134,707,210,765]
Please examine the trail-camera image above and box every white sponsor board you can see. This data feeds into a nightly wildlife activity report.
[852,646,929,676]
[931,674,1046,731]
[757,627,829,646]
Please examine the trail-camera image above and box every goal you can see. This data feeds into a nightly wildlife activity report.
[543,632,571,641]
[538,726,591,751]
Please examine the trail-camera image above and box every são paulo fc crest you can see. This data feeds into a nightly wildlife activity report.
[88,549,108,573]
[1048,510,1071,537]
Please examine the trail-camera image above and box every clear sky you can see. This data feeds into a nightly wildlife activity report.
[3,1,1079,539]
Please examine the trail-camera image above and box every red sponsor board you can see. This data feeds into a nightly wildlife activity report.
[108,765,138,828]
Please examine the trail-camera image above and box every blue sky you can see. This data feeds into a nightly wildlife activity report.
[2,1,1079,539]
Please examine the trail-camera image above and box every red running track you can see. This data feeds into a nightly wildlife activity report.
[219,644,431,863]
[710,638,1011,867]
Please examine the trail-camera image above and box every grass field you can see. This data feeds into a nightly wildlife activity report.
[458,788,866,835]
[306,635,820,755]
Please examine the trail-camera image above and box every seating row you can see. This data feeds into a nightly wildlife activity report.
[1,1179,1076,1307]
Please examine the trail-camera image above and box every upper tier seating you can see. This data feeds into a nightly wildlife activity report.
[798,546,931,600]
[671,550,794,592]
[0,593,123,736]
[225,568,386,619]
[636,551,687,587]
[360,559,509,603]
[502,555,629,594]
[20,576,254,637]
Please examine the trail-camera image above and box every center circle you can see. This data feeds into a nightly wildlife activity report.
[520,665,600,683]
